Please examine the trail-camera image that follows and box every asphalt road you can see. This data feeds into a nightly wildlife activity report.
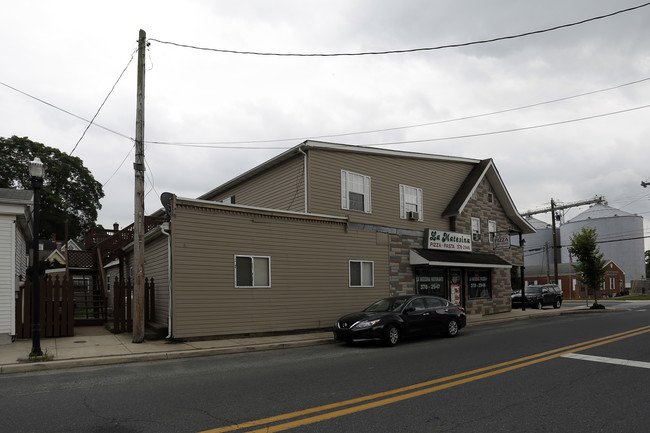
[2,302,649,433]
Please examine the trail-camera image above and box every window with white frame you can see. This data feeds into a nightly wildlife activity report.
[341,170,371,213]
[488,220,496,243]
[235,255,271,288]
[471,217,481,242]
[349,260,374,287]
[399,184,423,220]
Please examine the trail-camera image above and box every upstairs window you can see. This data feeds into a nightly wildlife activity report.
[399,184,423,221]
[488,220,496,243]
[471,217,481,242]
[341,170,371,213]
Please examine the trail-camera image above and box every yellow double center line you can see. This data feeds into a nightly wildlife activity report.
[201,325,650,433]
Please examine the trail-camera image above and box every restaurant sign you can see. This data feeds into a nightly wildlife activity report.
[494,234,511,249]
[425,229,472,252]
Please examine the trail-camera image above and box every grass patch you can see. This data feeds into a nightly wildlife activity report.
[28,348,54,362]
[619,294,650,301]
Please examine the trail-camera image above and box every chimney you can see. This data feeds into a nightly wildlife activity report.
[113,223,119,232]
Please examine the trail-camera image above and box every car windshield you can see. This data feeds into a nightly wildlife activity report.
[364,298,407,312]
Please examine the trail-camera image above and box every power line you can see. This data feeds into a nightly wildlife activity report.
[70,48,137,155]
[145,102,650,149]
[147,2,650,57]
[0,80,133,142]
[144,76,650,146]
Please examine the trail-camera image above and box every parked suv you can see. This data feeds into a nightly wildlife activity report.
[512,284,562,309]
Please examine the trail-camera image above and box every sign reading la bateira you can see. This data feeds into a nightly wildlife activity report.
[425,229,472,252]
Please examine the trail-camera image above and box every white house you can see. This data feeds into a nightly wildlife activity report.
[0,188,32,344]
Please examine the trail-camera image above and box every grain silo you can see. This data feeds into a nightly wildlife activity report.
[523,216,556,267]
[559,203,645,287]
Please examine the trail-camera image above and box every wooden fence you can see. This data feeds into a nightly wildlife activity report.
[112,277,155,334]
[15,275,75,339]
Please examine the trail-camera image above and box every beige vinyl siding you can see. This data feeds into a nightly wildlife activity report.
[208,154,305,212]
[143,233,169,325]
[307,148,474,229]
[170,201,388,338]
[123,229,170,325]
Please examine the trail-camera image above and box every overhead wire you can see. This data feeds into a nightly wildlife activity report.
[0,80,134,142]
[69,47,138,156]
[147,2,650,57]
[143,76,650,146]
[145,102,650,149]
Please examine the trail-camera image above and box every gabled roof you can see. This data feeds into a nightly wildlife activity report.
[442,159,535,234]
[199,140,479,201]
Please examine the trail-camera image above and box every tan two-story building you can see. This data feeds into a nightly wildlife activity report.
[132,141,534,339]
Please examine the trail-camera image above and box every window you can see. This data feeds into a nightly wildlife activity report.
[349,260,374,287]
[407,298,427,311]
[487,193,494,203]
[399,184,423,220]
[468,270,491,299]
[488,220,496,243]
[221,195,235,204]
[471,217,481,242]
[73,276,89,293]
[424,297,445,308]
[235,255,271,288]
[341,170,371,213]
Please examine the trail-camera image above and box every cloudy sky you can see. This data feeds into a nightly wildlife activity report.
[2,1,649,249]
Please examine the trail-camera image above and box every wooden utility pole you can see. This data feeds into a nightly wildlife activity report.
[132,29,146,343]
[522,195,605,286]
[551,199,559,284]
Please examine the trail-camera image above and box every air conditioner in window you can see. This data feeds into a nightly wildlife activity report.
[407,211,420,220]
[473,233,481,242]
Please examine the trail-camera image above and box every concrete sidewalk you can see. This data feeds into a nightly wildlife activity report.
[0,303,608,375]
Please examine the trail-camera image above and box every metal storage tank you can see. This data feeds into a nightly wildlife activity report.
[522,216,556,267]
[559,203,645,287]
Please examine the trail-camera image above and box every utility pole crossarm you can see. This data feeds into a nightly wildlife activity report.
[522,195,606,217]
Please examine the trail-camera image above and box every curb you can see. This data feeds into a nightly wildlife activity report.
[0,337,334,375]
[0,308,622,375]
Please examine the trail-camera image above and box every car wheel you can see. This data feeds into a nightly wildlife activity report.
[383,324,399,346]
[537,300,543,309]
[554,299,562,309]
[445,318,459,337]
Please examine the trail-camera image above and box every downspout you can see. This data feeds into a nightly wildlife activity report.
[298,147,308,213]
[160,222,172,338]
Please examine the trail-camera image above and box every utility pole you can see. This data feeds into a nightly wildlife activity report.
[522,195,605,286]
[550,199,559,285]
[132,29,146,343]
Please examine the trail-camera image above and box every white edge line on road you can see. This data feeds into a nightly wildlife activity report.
[561,353,650,369]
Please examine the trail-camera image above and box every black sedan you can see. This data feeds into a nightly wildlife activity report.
[333,295,466,346]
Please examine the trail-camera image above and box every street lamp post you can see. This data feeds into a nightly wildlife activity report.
[29,157,44,357]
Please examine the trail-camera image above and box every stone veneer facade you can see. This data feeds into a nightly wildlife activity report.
[387,177,525,316]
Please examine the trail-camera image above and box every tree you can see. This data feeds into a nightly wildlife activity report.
[568,227,608,308]
[0,136,104,240]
